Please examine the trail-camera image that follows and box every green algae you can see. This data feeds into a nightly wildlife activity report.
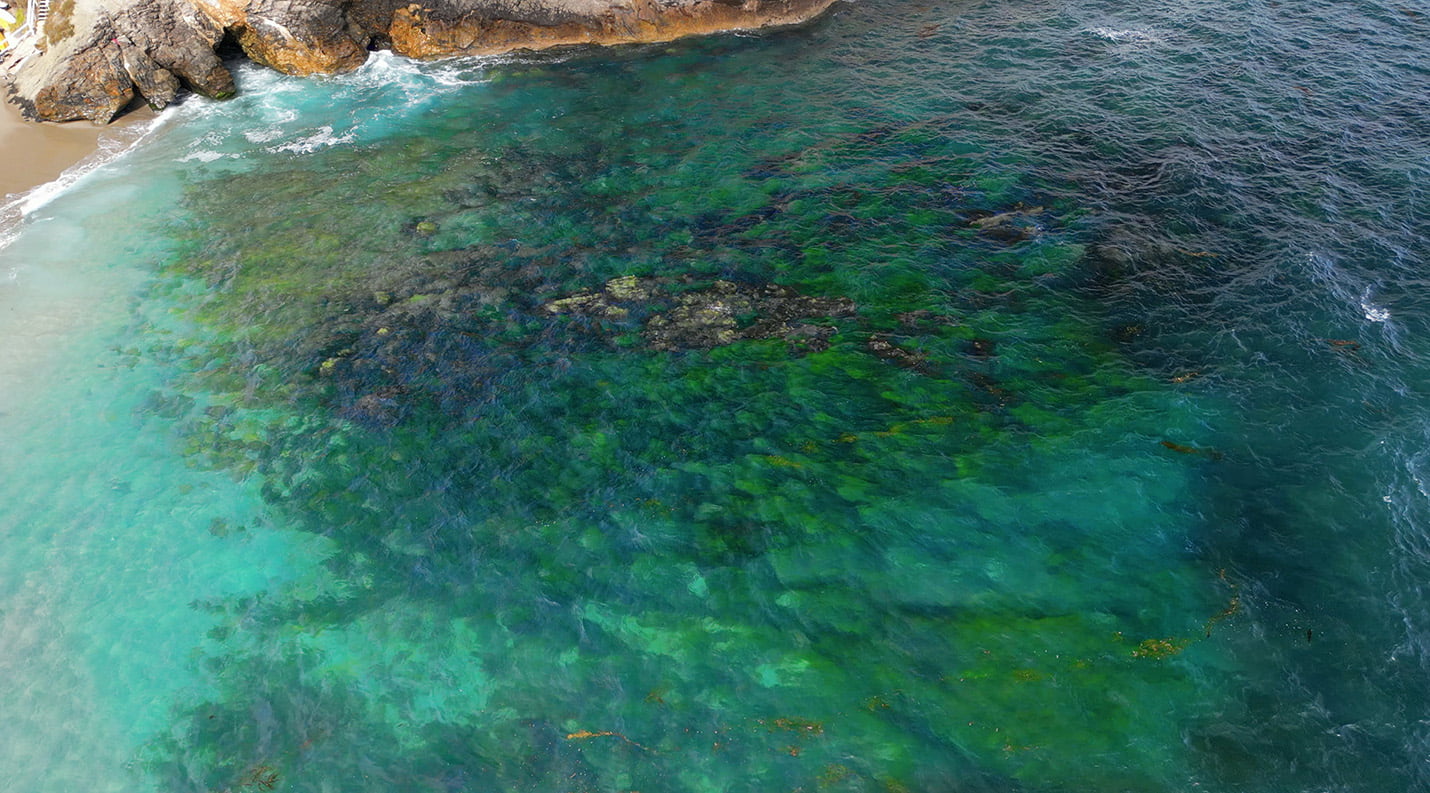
[127,47,1250,793]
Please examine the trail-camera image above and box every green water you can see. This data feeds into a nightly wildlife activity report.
[3,0,1429,790]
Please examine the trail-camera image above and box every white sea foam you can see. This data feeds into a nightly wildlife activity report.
[356,48,502,89]
[266,124,358,154]
[0,49,521,258]
[179,128,237,162]
[334,49,497,111]
[178,149,232,163]
[1087,26,1165,46]
[424,56,508,88]
[1303,251,1396,331]
[0,225,19,261]
[133,50,520,172]
[243,125,288,144]
[0,107,177,256]
[1360,286,1390,323]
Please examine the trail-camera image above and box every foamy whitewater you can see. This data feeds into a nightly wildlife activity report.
[1,0,1428,790]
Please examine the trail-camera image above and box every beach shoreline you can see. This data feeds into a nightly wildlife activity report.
[0,99,108,201]
[0,98,155,202]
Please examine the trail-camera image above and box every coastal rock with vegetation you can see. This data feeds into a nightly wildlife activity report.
[3,0,836,122]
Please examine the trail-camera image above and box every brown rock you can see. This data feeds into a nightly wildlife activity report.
[5,0,835,123]
[232,0,369,74]
[116,0,233,97]
[388,0,833,59]
[24,41,136,122]
[6,0,235,122]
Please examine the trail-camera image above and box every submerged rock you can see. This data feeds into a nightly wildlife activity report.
[545,276,856,352]
[645,280,855,351]
[966,204,1046,244]
[865,333,930,373]
[4,0,837,122]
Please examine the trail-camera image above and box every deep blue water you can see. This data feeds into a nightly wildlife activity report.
[1,0,1428,790]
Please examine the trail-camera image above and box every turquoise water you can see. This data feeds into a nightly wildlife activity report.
[2,0,1428,790]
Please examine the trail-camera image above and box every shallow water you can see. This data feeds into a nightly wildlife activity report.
[1,0,1428,790]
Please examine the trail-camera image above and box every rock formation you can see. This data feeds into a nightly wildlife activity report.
[544,276,856,352]
[3,0,836,123]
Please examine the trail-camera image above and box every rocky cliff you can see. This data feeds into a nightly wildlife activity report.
[4,0,834,123]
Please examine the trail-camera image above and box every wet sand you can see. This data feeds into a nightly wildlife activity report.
[0,100,113,201]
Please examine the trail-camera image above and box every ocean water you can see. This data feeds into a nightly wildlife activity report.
[1,0,1428,790]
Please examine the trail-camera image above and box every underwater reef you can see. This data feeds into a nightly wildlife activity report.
[119,90,1244,792]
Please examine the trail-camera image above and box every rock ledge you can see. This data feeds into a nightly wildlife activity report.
[4,0,835,122]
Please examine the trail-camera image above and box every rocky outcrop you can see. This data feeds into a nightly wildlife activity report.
[4,0,835,123]
[6,0,234,122]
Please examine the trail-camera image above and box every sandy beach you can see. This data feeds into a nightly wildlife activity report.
[0,99,114,201]
[0,96,160,203]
